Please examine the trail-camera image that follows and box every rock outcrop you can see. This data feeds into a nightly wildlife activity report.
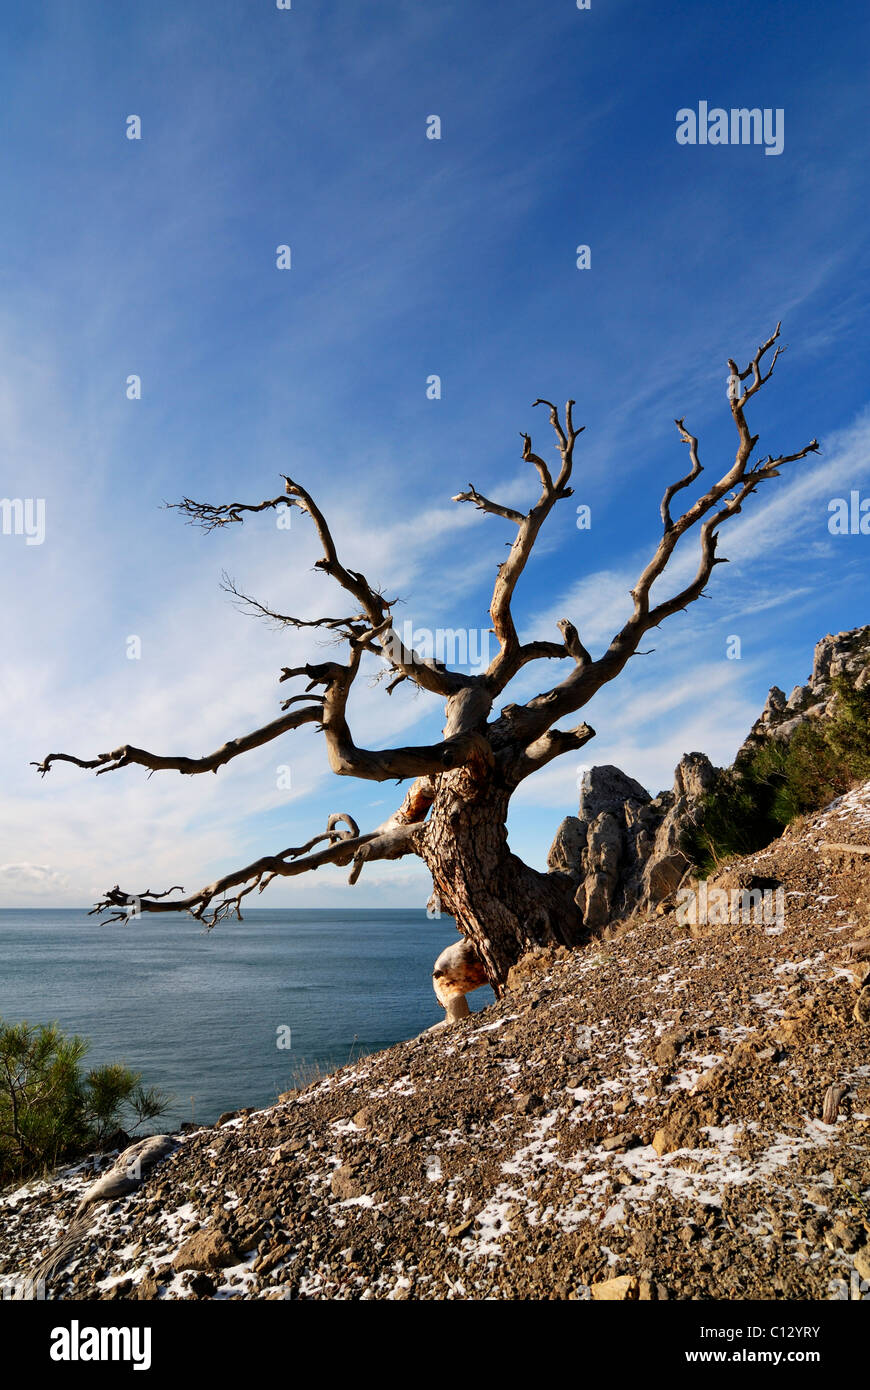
[736,625,870,761]
[549,626,870,926]
[548,756,715,925]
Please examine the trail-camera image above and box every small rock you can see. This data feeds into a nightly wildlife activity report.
[331,1166,365,1201]
[854,1245,870,1283]
[600,1132,640,1153]
[448,1218,474,1239]
[271,1141,304,1164]
[105,1278,132,1300]
[652,1126,677,1156]
[590,1274,638,1301]
[825,1221,863,1253]
[514,1093,544,1115]
[188,1272,217,1298]
[654,1037,682,1067]
[821,1083,850,1125]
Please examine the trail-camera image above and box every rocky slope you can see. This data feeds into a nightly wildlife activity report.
[2,784,869,1301]
[548,626,870,925]
[737,625,870,762]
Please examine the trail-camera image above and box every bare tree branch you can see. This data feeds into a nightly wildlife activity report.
[32,705,323,778]
[661,418,703,530]
[176,475,471,697]
[510,721,596,784]
[347,821,422,885]
[91,813,368,926]
[556,618,591,666]
[220,571,365,639]
[729,321,786,406]
[90,787,432,924]
[278,649,493,782]
[496,327,820,746]
[279,475,472,698]
[462,399,583,693]
[451,484,523,524]
[171,494,296,531]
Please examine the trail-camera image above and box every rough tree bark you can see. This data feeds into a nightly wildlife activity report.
[34,325,818,997]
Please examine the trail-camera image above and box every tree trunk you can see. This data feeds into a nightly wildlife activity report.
[420,764,585,989]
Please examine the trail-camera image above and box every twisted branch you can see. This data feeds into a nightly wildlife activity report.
[32,705,323,778]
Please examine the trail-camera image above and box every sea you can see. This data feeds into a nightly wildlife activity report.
[0,908,494,1129]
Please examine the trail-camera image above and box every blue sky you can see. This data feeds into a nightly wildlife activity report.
[1,0,869,909]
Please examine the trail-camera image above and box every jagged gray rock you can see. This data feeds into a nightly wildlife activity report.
[737,625,870,762]
[548,767,663,926]
[548,756,714,925]
[578,765,651,821]
[642,753,716,902]
[547,816,587,886]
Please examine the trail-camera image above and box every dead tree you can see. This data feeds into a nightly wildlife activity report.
[34,326,818,994]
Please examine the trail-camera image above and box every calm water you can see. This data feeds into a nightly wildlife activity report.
[0,909,493,1128]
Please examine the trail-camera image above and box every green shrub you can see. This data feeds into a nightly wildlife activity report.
[684,678,870,873]
[0,1019,171,1188]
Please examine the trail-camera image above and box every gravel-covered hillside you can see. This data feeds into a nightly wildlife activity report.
[2,785,869,1301]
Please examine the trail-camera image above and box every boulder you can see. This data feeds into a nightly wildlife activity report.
[853,1245,870,1284]
[171,1227,241,1272]
[547,754,715,926]
[581,812,624,927]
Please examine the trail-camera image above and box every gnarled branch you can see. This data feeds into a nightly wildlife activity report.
[32,705,324,778]
[451,484,523,525]
[91,812,366,926]
[496,326,820,746]
[459,398,584,694]
[171,494,296,531]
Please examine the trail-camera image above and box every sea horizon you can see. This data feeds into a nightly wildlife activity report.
[0,907,494,1129]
